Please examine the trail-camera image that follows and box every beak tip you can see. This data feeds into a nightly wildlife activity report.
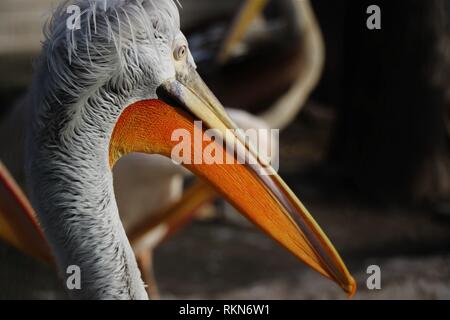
[344,276,357,298]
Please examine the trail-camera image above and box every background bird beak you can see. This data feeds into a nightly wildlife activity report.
[110,71,356,297]
[216,0,269,64]
[0,162,53,264]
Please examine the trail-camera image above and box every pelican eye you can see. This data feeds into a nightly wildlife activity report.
[174,45,187,61]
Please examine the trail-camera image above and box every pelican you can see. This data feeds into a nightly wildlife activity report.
[0,0,355,299]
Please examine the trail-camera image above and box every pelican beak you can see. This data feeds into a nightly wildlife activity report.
[110,71,356,297]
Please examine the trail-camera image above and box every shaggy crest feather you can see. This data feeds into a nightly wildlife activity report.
[31,0,181,141]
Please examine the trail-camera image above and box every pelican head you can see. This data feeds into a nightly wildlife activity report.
[26,0,355,299]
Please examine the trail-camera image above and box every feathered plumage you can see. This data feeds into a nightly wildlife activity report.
[26,0,183,300]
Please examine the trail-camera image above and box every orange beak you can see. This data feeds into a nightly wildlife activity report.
[109,71,356,297]
[0,162,52,263]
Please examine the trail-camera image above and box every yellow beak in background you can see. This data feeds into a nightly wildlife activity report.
[217,0,269,64]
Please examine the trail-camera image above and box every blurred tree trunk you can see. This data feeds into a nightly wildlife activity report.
[329,0,449,203]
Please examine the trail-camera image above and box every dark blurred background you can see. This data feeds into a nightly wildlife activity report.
[0,0,449,299]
